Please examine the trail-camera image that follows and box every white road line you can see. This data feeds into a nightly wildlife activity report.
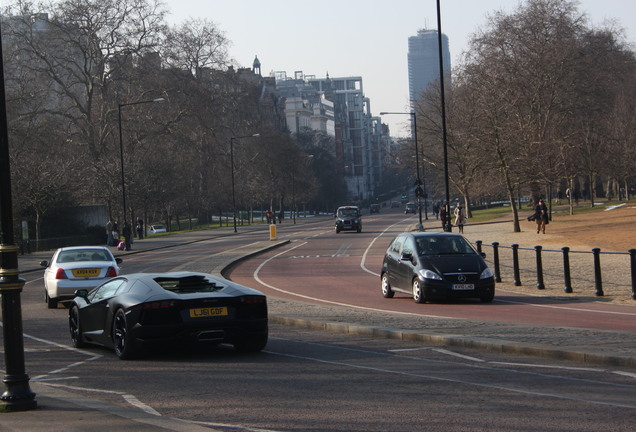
[123,394,162,416]
[389,347,434,353]
[360,219,408,276]
[399,344,635,380]
[185,420,282,432]
[614,371,636,378]
[253,242,460,319]
[266,348,636,409]
[432,348,486,362]
[43,382,161,416]
[6,330,165,417]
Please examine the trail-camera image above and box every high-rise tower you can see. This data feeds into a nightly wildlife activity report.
[407,29,451,106]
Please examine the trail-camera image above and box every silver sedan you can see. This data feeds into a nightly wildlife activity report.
[40,246,122,309]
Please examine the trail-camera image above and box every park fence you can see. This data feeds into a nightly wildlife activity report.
[474,241,636,301]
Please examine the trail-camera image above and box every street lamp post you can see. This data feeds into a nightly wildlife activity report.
[436,0,452,232]
[291,171,296,224]
[118,98,165,235]
[0,27,37,412]
[380,111,427,230]
[230,134,260,232]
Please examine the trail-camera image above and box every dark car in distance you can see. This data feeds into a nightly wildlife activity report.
[380,232,495,303]
[68,271,268,359]
[335,206,362,233]
[404,202,417,214]
[370,204,381,214]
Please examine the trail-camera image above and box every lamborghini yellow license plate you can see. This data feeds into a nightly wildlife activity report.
[72,268,100,277]
[189,307,228,318]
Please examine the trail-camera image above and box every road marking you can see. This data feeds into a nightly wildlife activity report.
[432,348,486,362]
[185,420,282,432]
[265,339,636,409]
[43,382,161,416]
[389,347,433,352]
[253,242,462,320]
[360,219,407,277]
[614,371,636,378]
[288,255,344,259]
[401,345,635,381]
[123,393,162,416]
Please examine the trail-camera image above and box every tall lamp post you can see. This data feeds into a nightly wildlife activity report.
[0,26,37,411]
[118,98,165,229]
[231,134,260,232]
[436,0,451,232]
[380,111,427,230]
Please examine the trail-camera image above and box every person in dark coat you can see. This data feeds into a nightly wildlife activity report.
[439,202,449,231]
[534,198,549,234]
[136,218,144,240]
[123,222,132,251]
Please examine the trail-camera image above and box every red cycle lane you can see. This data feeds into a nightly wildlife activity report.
[227,217,636,334]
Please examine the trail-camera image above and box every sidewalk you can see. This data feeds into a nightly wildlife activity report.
[3,216,635,429]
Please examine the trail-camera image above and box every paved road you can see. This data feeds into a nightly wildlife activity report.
[2,214,635,430]
[11,213,636,368]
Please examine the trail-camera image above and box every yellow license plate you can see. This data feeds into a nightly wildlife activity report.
[72,268,100,277]
[189,307,228,318]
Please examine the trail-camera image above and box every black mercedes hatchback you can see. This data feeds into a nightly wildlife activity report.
[380,232,495,303]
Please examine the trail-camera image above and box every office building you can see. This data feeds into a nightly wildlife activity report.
[407,29,451,106]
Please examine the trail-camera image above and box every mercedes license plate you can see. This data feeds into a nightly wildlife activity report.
[452,284,474,290]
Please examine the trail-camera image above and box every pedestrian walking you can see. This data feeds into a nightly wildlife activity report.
[136,218,144,240]
[440,202,449,231]
[106,219,114,246]
[534,198,549,234]
[112,221,119,244]
[454,203,466,233]
[123,222,132,251]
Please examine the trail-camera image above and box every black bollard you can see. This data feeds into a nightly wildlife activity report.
[475,240,482,254]
[492,242,502,283]
[535,245,545,290]
[512,244,522,286]
[592,248,604,296]
[629,249,636,300]
[562,247,573,293]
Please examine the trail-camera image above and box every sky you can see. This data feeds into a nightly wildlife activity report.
[162,0,636,137]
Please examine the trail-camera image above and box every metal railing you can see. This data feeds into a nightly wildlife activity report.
[474,240,636,300]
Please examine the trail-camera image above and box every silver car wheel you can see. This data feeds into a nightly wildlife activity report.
[381,273,394,298]
[412,278,425,304]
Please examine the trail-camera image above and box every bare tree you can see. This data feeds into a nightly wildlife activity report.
[417,76,500,218]
[5,0,168,227]
[453,0,621,230]
[162,18,230,77]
